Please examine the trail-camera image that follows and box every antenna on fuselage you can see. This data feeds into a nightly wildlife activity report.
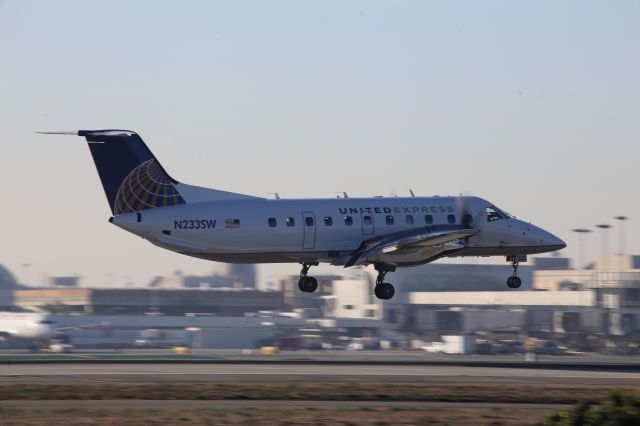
[409,189,415,197]
[270,193,281,200]
[336,192,349,199]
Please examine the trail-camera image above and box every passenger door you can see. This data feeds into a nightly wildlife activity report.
[361,212,374,235]
[302,212,316,249]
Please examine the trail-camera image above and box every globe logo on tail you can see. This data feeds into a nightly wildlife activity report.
[113,159,185,214]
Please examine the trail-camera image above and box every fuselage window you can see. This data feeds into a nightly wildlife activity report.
[305,217,314,226]
[363,215,372,225]
[324,216,333,226]
[225,219,240,228]
[386,215,394,225]
[447,214,456,224]
[485,206,506,222]
[268,217,277,227]
[286,217,295,227]
[344,216,353,226]
[405,215,414,225]
[425,215,434,225]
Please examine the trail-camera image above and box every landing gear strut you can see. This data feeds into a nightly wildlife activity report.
[374,263,396,300]
[506,255,522,289]
[298,262,318,293]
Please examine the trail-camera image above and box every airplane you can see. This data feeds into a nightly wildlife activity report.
[43,129,566,300]
[0,312,57,347]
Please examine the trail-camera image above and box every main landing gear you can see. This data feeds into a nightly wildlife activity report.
[374,263,396,300]
[298,262,319,293]
[506,255,523,289]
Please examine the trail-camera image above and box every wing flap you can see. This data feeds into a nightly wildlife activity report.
[346,226,478,267]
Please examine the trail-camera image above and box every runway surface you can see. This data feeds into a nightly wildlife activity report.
[1,363,639,384]
[2,349,640,368]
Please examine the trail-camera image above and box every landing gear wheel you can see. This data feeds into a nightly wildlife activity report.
[373,263,397,300]
[298,276,318,293]
[374,283,395,300]
[506,256,522,289]
[297,262,319,293]
[507,276,522,289]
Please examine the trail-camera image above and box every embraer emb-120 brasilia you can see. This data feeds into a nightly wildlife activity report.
[44,130,566,300]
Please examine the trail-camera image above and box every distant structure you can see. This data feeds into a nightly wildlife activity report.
[149,264,257,289]
[48,276,80,287]
[390,262,534,292]
[277,274,342,309]
[0,264,20,309]
[13,287,282,315]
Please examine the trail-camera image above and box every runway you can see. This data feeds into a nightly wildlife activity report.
[1,362,639,384]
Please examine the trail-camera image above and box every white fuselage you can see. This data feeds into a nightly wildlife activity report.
[112,196,565,266]
[0,313,56,341]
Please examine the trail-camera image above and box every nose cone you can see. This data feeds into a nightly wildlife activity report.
[533,225,566,251]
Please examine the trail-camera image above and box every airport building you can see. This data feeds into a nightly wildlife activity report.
[0,264,19,309]
[12,287,283,316]
[381,255,640,349]
[3,255,640,352]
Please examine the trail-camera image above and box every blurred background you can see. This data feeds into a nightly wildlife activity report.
[0,1,638,357]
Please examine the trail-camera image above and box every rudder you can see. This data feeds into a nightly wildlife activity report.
[79,130,185,215]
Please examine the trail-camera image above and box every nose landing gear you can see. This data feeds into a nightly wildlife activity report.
[506,255,523,289]
[374,263,396,300]
[298,262,319,293]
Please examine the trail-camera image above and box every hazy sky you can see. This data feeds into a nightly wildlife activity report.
[1,1,638,287]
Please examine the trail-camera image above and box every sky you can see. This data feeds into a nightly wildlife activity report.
[0,1,638,288]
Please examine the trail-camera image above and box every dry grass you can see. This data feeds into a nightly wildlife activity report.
[0,406,552,426]
[0,383,633,403]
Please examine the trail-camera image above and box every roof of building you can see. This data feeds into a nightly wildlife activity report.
[0,264,19,288]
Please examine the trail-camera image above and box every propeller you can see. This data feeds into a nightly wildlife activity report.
[456,193,475,229]
[455,194,479,247]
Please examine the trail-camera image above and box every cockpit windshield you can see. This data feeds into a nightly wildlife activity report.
[485,207,503,222]
[496,207,514,219]
[485,206,513,222]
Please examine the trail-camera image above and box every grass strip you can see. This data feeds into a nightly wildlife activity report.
[0,383,636,403]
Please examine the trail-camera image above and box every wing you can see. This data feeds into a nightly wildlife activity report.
[345,225,479,268]
[55,322,108,332]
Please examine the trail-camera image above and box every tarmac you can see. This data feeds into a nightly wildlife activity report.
[2,348,640,366]
[0,349,638,385]
[1,361,639,384]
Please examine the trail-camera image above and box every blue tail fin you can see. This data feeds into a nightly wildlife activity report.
[78,130,185,215]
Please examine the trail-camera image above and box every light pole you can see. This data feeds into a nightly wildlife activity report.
[595,224,612,279]
[20,263,31,286]
[571,229,592,269]
[614,216,629,256]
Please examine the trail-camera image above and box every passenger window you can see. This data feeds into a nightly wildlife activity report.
[268,217,277,227]
[386,215,394,225]
[305,217,314,226]
[286,217,295,227]
[447,214,456,224]
[405,215,414,225]
[485,206,504,222]
[344,216,353,226]
[363,215,372,225]
[324,216,333,226]
[425,215,433,225]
